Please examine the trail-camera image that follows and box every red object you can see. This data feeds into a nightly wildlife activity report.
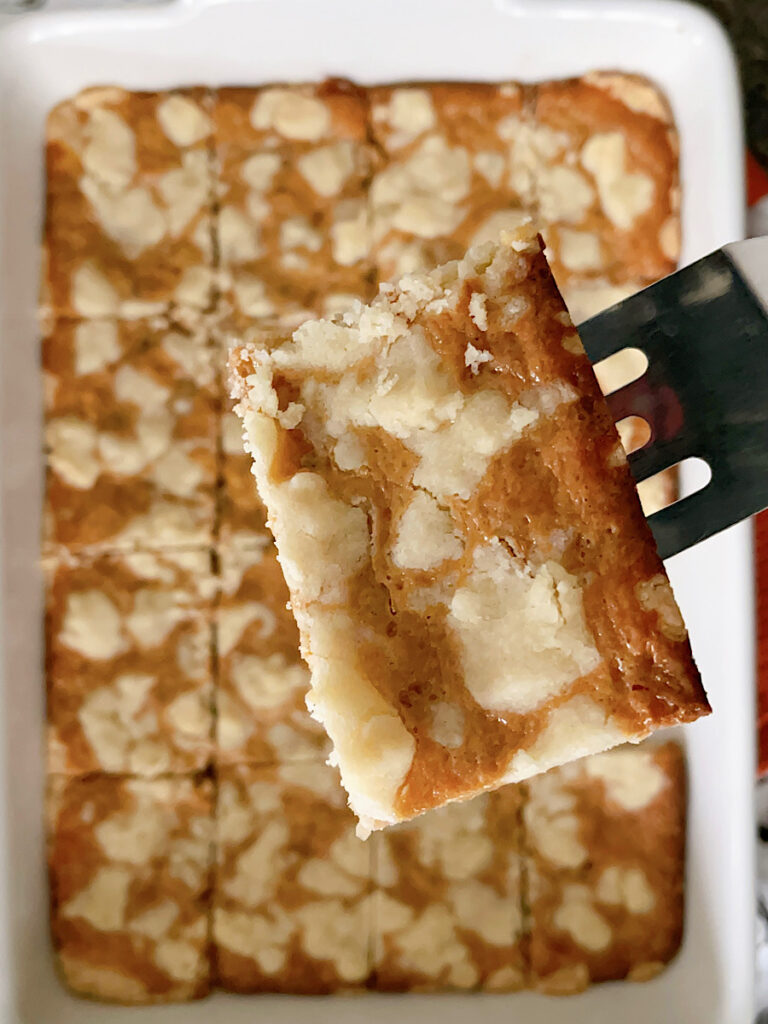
[747,152,768,207]
[757,512,768,774]
[748,151,768,774]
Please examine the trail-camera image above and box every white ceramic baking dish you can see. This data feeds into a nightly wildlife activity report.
[0,0,753,1020]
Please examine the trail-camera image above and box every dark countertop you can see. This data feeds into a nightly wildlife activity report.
[696,0,768,168]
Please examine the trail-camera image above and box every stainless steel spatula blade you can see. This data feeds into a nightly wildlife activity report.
[578,238,768,560]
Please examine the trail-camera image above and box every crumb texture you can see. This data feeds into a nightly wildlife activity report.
[46,549,215,775]
[526,742,686,993]
[371,786,525,991]
[48,775,214,1003]
[46,743,687,1000]
[43,317,218,553]
[45,88,217,318]
[213,761,372,992]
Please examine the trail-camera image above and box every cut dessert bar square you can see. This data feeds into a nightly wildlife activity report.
[525,741,685,993]
[215,537,330,765]
[46,548,215,775]
[529,73,680,299]
[43,87,217,318]
[369,82,532,282]
[213,761,372,992]
[48,774,214,1003]
[213,83,376,325]
[43,316,218,553]
[371,787,524,991]
[230,225,708,835]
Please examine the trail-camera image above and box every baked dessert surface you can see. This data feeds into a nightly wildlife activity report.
[213,760,372,993]
[46,745,686,1001]
[369,83,532,281]
[231,227,707,834]
[214,83,377,328]
[46,548,216,775]
[215,537,330,766]
[526,742,686,993]
[372,785,525,991]
[44,87,217,319]
[48,775,215,1003]
[42,316,218,553]
[42,75,688,1003]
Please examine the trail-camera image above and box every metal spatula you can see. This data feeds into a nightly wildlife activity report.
[578,237,768,561]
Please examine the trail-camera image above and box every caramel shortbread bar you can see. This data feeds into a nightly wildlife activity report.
[372,787,524,991]
[44,87,216,318]
[216,537,330,765]
[369,82,532,282]
[231,227,708,835]
[530,73,680,295]
[48,774,214,1003]
[213,761,372,992]
[43,317,218,552]
[46,548,215,775]
[525,741,685,993]
[213,82,376,325]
